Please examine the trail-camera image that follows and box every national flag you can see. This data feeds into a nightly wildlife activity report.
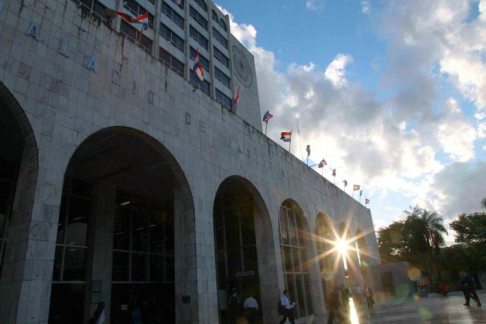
[360,190,363,197]
[136,11,149,30]
[263,110,273,122]
[332,169,336,177]
[115,11,147,29]
[353,184,360,191]
[343,180,348,187]
[232,87,240,107]
[318,159,327,168]
[365,198,370,204]
[306,145,311,156]
[192,49,204,82]
[280,131,292,142]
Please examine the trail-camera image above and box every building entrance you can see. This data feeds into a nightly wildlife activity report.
[214,178,263,323]
[48,128,185,323]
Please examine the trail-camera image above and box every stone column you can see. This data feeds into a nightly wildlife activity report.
[83,180,116,323]
[254,202,280,324]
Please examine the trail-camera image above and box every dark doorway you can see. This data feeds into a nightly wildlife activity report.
[214,177,262,324]
[49,128,181,323]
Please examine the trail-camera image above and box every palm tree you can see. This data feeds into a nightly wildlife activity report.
[403,206,448,283]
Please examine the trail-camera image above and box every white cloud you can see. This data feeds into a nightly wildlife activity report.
[306,0,325,11]
[218,1,485,234]
[361,1,371,14]
[324,54,353,88]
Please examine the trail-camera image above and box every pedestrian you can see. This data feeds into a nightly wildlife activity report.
[327,286,344,324]
[340,285,350,313]
[228,288,241,323]
[364,285,374,314]
[279,289,296,324]
[354,283,363,306]
[243,293,259,324]
[88,302,106,324]
[461,271,482,307]
[132,306,142,324]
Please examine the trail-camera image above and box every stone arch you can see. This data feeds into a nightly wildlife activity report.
[0,82,39,322]
[277,199,319,319]
[315,213,337,307]
[48,126,195,324]
[212,175,277,323]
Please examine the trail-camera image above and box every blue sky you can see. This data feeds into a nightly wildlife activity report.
[216,0,486,243]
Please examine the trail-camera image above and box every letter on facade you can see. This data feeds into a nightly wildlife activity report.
[87,56,98,73]
[25,22,39,41]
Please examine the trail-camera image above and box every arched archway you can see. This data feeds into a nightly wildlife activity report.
[315,214,337,306]
[278,199,314,319]
[48,127,194,324]
[0,82,39,321]
[213,176,278,323]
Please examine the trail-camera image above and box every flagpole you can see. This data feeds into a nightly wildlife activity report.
[265,121,268,136]
[333,175,336,185]
[289,130,292,152]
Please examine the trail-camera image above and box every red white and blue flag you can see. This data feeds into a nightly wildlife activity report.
[280,131,292,142]
[137,12,149,30]
[263,110,273,122]
[115,11,148,30]
[193,49,204,82]
[232,87,240,107]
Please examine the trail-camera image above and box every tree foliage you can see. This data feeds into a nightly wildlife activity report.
[450,212,486,245]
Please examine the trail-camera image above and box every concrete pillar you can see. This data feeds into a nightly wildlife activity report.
[253,202,280,323]
[84,180,116,322]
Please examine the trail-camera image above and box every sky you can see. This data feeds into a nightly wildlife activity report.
[215,0,486,244]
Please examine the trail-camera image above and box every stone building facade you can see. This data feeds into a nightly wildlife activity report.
[0,0,381,323]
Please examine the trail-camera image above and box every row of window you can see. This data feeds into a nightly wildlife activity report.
[212,27,228,49]
[211,9,227,31]
[190,26,209,50]
[214,67,230,88]
[160,23,185,52]
[216,89,232,108]
[213,46,229,68]
[159,48,185,77]
[162,1,184,29]
[120,20,153,53]
[190,5,208,29]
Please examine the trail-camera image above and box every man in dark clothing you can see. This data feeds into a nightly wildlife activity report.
[228,288,241,323]
[461,271,482,307]
[328,287,344,324]
[340,285,350,313]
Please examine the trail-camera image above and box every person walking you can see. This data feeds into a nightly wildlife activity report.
[364,285,374,314]
[243,294,259,324]
[228,288,241,323]
[354,283,363,307]
[461,271,482,307]
[88,302,106,324]
[327,286,344,324]
[340,285,350,313]
[279,289,296,324]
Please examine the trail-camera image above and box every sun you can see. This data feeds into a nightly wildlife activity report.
[336,240,348,255]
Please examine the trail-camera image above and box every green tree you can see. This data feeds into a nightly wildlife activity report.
[402,206,447,282]
[377,221,407,263]
[449,212,486,245]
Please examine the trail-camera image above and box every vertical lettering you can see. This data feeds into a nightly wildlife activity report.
[25,22,39,41]
[87,56,97,72]
[111,69,120,85]
[59,38,69,57]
